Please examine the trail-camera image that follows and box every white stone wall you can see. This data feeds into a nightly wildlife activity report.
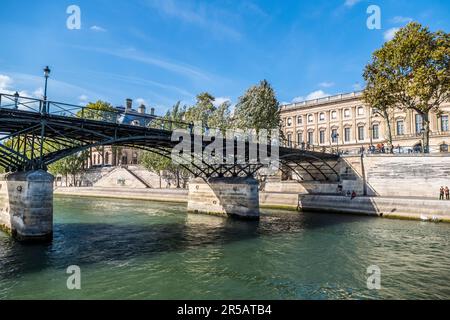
[340,155,450,198]
[188,177,259,219]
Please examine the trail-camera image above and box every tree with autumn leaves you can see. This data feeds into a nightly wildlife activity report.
[363,22,449,153]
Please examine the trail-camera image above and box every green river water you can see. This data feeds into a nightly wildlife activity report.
[1,196,449,300]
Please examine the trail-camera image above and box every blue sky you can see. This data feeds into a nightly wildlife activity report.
[0,0,448,114]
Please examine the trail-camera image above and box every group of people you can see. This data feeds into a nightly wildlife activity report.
[361,144,387,154]
[439,186,450,200]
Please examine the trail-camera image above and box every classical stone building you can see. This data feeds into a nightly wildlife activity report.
[88,98,155,168]
[280,91,450,154]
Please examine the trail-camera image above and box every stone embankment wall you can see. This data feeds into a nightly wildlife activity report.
[299,195,450,222]
[340,154,450,198]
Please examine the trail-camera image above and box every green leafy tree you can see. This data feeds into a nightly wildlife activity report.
[363,22,450,153]
[140,102,191,188]
[48,151,88,186]
[139,151,172,188]
[233,80,281,133]
[362,69,397,151]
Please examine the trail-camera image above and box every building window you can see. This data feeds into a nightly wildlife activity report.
[287,133,292,147]
[358,126,365,141]
[297,132,303,145]
[372,124,379,140]
[287,117,292,127]
[319,130,325,144]
[344,127,351,142]
[357,107,364,116]
[415,114,423,134]
[331,111,337,119]
[331,129,338,143]
[397,120,404,136]
[105,152,110,164]
[308,114,314,123]
[344,109,351,118]
[297,116,302,125]
[308,131,314,144]
[319,113,325,121]
[441,115,449,132]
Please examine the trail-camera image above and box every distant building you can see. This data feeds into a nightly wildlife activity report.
[280,91,450,154]
[88,98,155,168]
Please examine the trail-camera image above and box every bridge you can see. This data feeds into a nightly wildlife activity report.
[0,93,339,241]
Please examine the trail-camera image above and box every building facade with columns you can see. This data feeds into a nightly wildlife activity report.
[280,91,450,154]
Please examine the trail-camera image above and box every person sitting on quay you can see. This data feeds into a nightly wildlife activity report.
[445,186,450,200]
[440,186,445,200]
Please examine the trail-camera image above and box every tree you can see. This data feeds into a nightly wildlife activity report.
[48,151,88,186]
[363,66,397,151]
[80,100,116,164]
[363,22,450,153]
[140,102,191,188]
[80,100,116,121]
[139,152,172,188]
[233,80,281,133]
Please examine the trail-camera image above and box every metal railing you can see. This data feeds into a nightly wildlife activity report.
[0,93,191,131]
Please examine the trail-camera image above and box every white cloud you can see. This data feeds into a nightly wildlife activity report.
[90,25,107,32]
[306,90,330,100]
[344,0,361,8]
[136,98,147,106]
[0,74,29,97]
[319,81,335,88]
[145,0,242,41]
[390,16,413,24]
[79,94,88,102]
[384,27,400,41]
[213,97,231,107]
[291,90,331,103]
[0,74,12,90]
[292,96,304,103]
[33,87,44,98]
[75,46,210,80]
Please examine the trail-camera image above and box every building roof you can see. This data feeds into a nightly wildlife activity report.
[280,91,363,111]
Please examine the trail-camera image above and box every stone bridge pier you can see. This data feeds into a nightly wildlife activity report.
[187,177,260,220]
[0,170,54,242]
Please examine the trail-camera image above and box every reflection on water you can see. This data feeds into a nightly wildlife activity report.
[0,196,450,299]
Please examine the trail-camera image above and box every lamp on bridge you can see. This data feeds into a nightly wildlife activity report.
[13,91,19,109]
[43,66,51,101]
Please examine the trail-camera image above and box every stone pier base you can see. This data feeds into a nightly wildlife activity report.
[0,170,54,242]
[188,177,260,220]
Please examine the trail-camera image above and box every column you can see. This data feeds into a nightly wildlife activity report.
[0,170,54,242]
[188,177,259,220]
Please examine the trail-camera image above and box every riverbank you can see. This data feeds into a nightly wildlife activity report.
[54,187,450,223]
[54,187,300,211]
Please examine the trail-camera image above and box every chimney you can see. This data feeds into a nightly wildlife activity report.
[126,98,132,111]
[138,104,146,114]
[150,107,155,116]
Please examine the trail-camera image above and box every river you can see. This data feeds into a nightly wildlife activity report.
[1,196,449,299]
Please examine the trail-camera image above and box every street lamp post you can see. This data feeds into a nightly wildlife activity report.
[14,91,19,109]
[43,66,51,113]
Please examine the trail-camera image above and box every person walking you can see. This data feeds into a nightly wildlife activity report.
[440,186,445,200]
[445,186,450,200]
